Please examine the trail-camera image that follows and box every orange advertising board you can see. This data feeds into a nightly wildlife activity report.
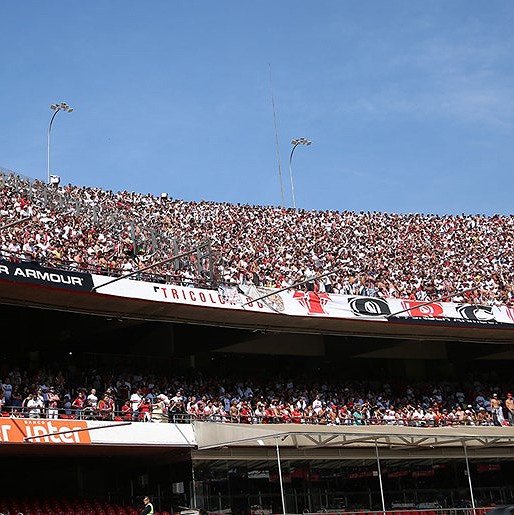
[0,418,91,444]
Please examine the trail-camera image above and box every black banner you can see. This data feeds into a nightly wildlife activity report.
[0,260,93,291]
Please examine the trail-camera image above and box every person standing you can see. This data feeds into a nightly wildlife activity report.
[490,393,504,426]
[1,378,12,409]
[63,394,72,416]
[21,390,32,418]
[151,395,168,423]
[130,388,143,422]
[138,397,152,422]
[505,393,514,426]
[35,387,46,418]
[139,495,154,515]
[98,394,114,421]
[10,385,23,415]
[72,390,86,419]
[27,393,44,419]
[47,387,61,419]
[87,388,99,412]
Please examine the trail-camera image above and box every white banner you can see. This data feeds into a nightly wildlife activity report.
[91,275,514,327]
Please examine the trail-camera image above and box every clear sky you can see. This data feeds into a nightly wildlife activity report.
[1,1,513,215]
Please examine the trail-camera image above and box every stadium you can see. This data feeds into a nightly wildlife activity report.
[1,168,514,515]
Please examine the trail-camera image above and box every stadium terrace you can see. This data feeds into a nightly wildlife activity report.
[2,169,514,514]
[1,171,514,307]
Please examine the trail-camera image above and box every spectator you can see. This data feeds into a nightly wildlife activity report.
[1,378,12,407]
[2,355,514,428]
[87,388,99,411]
[490,393,504,426]
[63,395,72,416]
[10,385,23,415]
[27,393,44,418]
[151,395,168,423]
[505,393,514,426]
[47,387,60,419]
[138,397,152,422]
[98,394,115,421]
[121,400,132,421]
[2,174,514,307]
[72,390,87,419]
[130,388,143,422]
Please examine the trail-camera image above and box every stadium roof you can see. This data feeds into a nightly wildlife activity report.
[193,422,514,461]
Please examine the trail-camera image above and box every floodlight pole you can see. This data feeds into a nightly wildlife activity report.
[47,102,73,184]
[288,138,312,209]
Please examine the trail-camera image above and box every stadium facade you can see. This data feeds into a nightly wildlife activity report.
[2,169,514,513]
[1,259,514,513]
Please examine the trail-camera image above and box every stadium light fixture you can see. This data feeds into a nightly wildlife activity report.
[47,101,74,184]
[289,137,312,209]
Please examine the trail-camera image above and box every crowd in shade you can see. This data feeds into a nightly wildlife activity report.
[1,172,514,306]
[1,365,514,427]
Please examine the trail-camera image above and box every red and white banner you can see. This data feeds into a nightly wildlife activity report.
[91,274,514,327]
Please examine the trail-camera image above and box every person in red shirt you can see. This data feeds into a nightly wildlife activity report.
[280,404,292,423]
[264,404,275,424]
[138,397,152,422]
[72,390,86,419]
[98,394,114,421]
[239,401,252,424]
[121,400,132,421]
[338,405,350,425]
[291,405,302,424]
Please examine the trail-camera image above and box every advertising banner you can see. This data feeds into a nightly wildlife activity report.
[0,260,93,291]
[91,274,514,328]
[0,418,195,446]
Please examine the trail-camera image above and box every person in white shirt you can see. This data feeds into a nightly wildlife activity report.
[312,395,322,415]
[87,388,99,410]
[27,394,44,418]
[130,388,143,421]
[411,406,425,426]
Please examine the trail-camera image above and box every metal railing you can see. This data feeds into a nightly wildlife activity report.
[0,406,503,428]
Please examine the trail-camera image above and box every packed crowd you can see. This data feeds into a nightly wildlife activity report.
[1,365,514,427]
[1,172,514,306]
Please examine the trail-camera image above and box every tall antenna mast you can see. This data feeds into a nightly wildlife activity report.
[269,64,285,207]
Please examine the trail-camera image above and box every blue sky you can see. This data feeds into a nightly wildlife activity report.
[1,1,513,215]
